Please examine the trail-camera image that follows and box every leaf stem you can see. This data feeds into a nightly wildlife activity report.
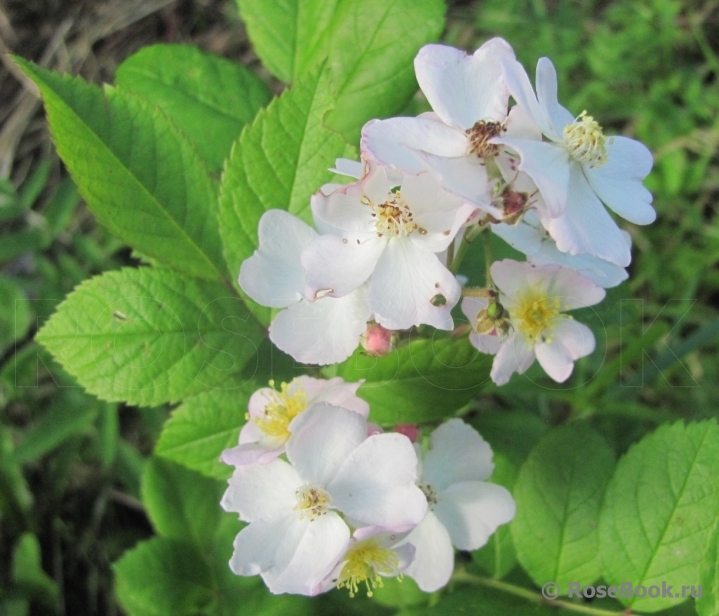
[449,235,471,275]
[452,571,630,616]
[482,229,493,286]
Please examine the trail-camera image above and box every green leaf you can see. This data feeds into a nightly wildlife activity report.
[511,423,615,594]
[12,532,59,607]
[217,67,347,321]
[15,58,226,281]
[599,420,719,612]
[115,44,271,173]
[473,453,519,579]
[698,521,719,616]
[36,267,263,406]
[334,336,492,425]
[156,386,251,480]
[114,537,214,616]
[0,276,31,354]
[142,457,225,546]
[236,0,445,140]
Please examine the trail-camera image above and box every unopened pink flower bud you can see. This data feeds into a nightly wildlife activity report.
[361,323,394,356]
[394,424,420,443]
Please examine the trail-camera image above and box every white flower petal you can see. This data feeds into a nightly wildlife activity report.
[269,289,370,365]
[361,116,469,174]
[490,332,536,385]
[492,220,544,257]
[299,376,369,417]
[502,103,543,141]
[414,39,514,131]
[545,266,606,311]
[286,404,368,487]
[434,481,516,550]
[494,138,570,218]
[221,459,302,522]
[535,318,596,382]
[369,240,460,331]
[239,210,317,308]
[423,419,495,489]
[469,331,503,355]
[535,58,575,135]
[328,433,427,528]
[490,259,546,300]
[461,296,488,323]
[544,165,631,267]
[402,511,455,592]
[267,512,350,595]
[301,233,385,299]
[501,57,558,140]
[584,136,655,225]
[421,153,493,212]
[220,442,283,467]
[331,158,364,179]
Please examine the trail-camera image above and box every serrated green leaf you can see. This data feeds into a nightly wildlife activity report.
[334,336,492,425]
[156,386,250,480]
[236,0,445,140]
[473,453,519,579]
[15,58,226,281]
[115,44,271,173]
[142,457,225,546]
[511,423,615,594]
[36,267,262,406]
[698,522,719,616]
[599,420,719,612]
[218,67,347,322]
[114,537,214,616]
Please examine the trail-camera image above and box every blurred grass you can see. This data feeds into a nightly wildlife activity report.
[0,0,718,614]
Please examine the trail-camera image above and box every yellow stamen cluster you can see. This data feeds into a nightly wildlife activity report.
[511,285,563,343]
[562,111,608,168]
[294,485,331,520]
[252,380,308,441]
[336,540,401,597]
[362,192,417,238]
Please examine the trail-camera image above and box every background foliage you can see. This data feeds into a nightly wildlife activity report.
[0,0,718,615]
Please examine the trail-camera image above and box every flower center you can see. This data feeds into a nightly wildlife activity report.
[336,539,401,597]
[294,484,332,520]
[511,284,563,343]
[363,191,417,238]
[419,483,439,509]
[466,120,504,158]
[562,111,608,168]
[252,379,308,442]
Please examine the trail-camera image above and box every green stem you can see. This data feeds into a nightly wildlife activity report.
[449,236,471,275]
[452,571,630,616]
[482,229,493,286]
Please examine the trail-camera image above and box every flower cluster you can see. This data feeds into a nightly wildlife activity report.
[239,40,653,383]
[221,376,515,596]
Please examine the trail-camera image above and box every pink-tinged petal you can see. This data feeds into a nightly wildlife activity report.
[239,210,317,308]
[544,165,631,267]
[239,416,264,442]
[269,289,370,365]
[286,404,367,487]
[544,266,606,311]
[402,511,455,592]
[221,459,302,522]
[221,443,284,467]
[435,481,516,550]
[301,234,385,299]
[469,331,503,355]
[423,419,495,489]
[584,136,655,225]
[501,57,558,140]
[414,39,515,131]
[328,433,427,528]
[295,376,369,417]
[490,259,546,300]
[268,512,351,595]
[490,332,535,386]
[494,137,570,217]
[369,240,460,331]
[535,58,575,136]
[361,117,469,174]
[535,318,595,382]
